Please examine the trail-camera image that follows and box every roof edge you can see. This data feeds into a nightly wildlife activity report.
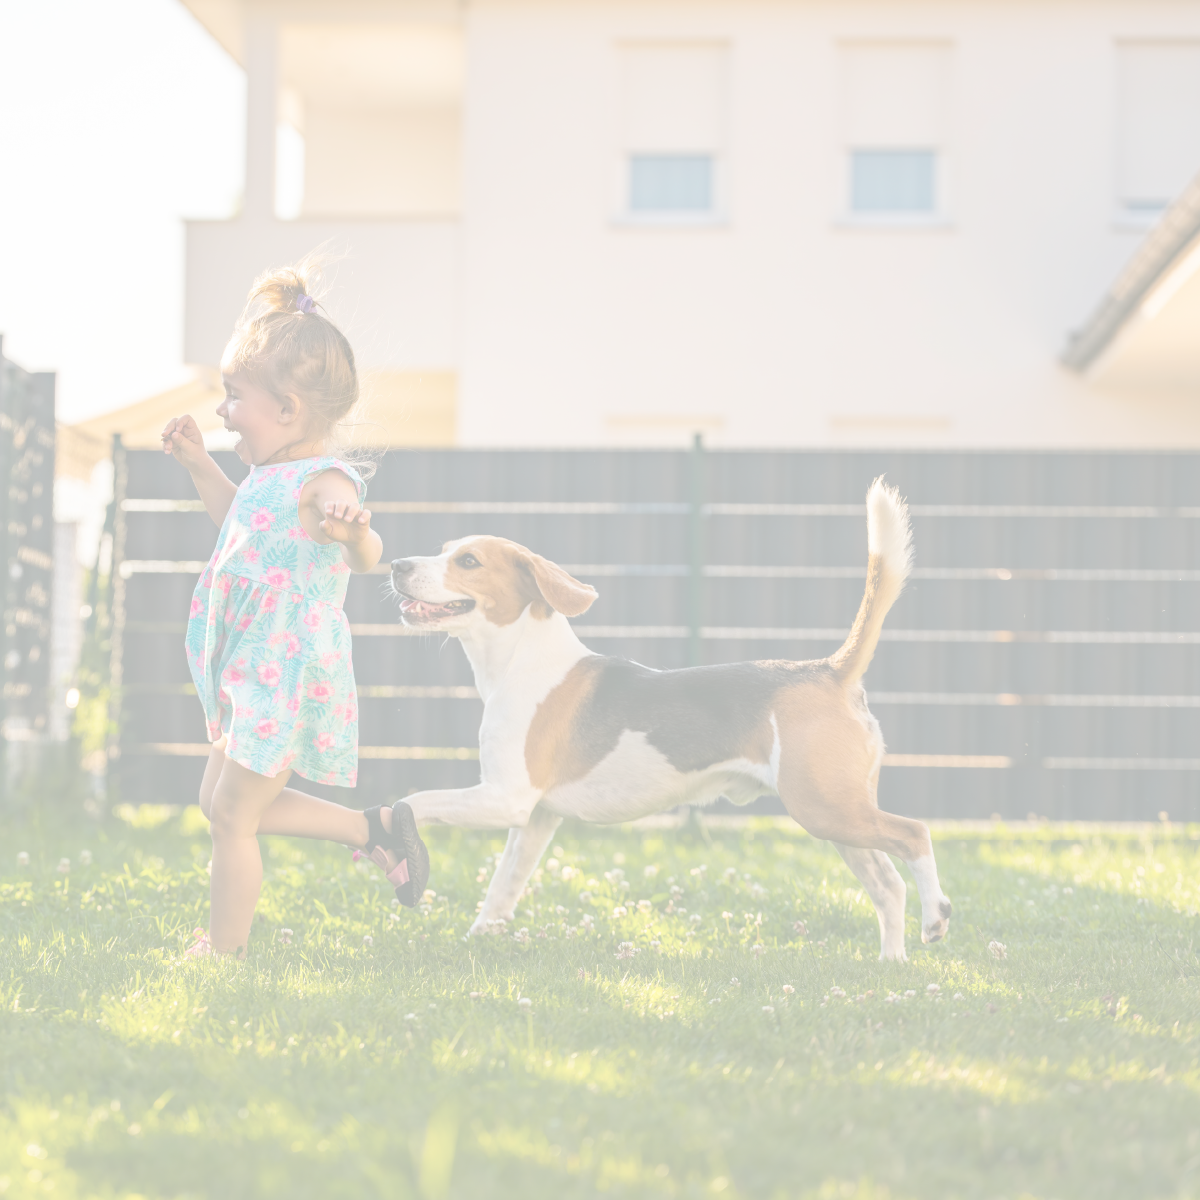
[1061,171,1200,372]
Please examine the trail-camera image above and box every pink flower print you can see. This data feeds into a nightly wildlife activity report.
[256,717,279,739]
[257,660,281,687]
[190,597,204,617]
[319,651,341,669]
[218,575,233,596]
[237,577,249,589]
[306,681,334,704]
[330,560,351,575]
[286,694,300,714]
[278,751,296,771]
[285,633,301,659]
[303,608,323,632]
[292,488,302,500]
[201,568,213,587]
[348,769,358,786]
[234,705,256,720]
[222,663,245,687]
[314,732,337,753]
[242,548,260,565]
[251,508,274,531]
[265,566,291,588]
[340,702,358,725]
[207,720,222,739]
[287,527,313,542]
[260,590,278,613]
[237,614,253,632]
[269,631,287,646]
[291,593,302,605]
[283,468,297,481]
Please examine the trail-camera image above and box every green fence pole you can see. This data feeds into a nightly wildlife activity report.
[688,432,705,667]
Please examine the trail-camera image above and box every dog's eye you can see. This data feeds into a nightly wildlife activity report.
[457,553,481,569]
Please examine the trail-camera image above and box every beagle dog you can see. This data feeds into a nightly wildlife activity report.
[389,479,950,961]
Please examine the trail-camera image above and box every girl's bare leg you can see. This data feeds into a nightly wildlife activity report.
[199,745,389,846]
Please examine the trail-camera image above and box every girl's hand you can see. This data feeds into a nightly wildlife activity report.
[320,502,373,545]
[161,415,210,471]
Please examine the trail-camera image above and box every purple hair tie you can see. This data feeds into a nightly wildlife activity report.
[296,294,315,314]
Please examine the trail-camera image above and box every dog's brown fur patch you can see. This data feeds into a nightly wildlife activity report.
[441,537,597,626]
[525,658,604,790]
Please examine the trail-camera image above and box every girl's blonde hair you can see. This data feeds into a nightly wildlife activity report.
[224,257,369,468]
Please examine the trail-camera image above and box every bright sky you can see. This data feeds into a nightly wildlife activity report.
[0,0,244,423]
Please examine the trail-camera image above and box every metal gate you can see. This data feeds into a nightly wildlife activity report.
[111,444,1200,820]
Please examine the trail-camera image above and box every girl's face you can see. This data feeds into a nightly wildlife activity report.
[217,372,310,465]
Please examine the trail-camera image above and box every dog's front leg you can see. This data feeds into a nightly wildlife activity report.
[471,806,562,935]
[405,782,539,829]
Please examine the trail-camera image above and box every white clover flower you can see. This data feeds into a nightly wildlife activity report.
[782,984,795,995]
[730,977,740,986]
[954,992,964,1000]
[57,858,70,873]
[404,1013,416,1020]
[644,865,659,878]
[362,935,373,947]
[422,889,436,902]
[514,928,531,945]
[579,891,593,903]
[518,997,532,1008]
[793,920,807,935]
[649,939,661,950]
[612,906,627,918]
[830,987,846,998]
[560,866,575,882]
[762,1005,775,1014]
[16,851,29,867]
[279,928,293,944]
[637,899,652,914]
[690,914,702,924]
[926,983,940,994]
[750,944,765,956]
[988,940,1008,960]
[904,990,916,998]
[615,942,638,960]
[722,911,733,920]
[545,858,559,871]
[79,849,93,866]
[469,991,481,999]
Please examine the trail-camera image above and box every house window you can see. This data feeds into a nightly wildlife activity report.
[840,43,951,220]
[1116,42,1200,218]
[629,154,714,213]
[620,44,726,220]
[850,150,936,212]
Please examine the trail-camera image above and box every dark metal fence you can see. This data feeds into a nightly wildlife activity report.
[0,339,55,756]
[111,445,1200,821]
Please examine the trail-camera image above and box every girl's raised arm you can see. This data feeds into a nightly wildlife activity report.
[162,415,239,527]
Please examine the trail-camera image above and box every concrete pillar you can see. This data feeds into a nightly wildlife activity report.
[244,11,279,222]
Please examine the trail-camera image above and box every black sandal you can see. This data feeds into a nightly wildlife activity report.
[359,801,429,908]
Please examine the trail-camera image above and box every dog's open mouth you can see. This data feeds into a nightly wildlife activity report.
[397,594,476,623]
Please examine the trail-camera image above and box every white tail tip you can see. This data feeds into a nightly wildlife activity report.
[866,477,913,576]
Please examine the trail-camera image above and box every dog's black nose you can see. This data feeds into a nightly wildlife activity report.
[391,558,416,576]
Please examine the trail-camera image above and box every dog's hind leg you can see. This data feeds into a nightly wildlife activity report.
[867,811,952,946]
[471,805,562,935]
[834,843,909,961]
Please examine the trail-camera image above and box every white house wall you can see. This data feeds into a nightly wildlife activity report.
[457,0,1200,447]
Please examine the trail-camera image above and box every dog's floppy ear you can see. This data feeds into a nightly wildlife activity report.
[517,551,597,617]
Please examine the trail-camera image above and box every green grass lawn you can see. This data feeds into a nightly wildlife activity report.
[1,805,1198,1200]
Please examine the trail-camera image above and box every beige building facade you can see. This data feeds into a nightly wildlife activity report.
[179,0,1200,448]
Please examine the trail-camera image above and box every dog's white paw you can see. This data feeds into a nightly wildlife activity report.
[469,914,513,937]
[879,946,908,963]
[921,897,953,944]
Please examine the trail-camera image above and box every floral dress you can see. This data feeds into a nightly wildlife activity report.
[185,457,364,786]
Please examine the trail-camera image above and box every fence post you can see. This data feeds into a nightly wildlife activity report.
[106,434,126,804]
[688,433,705,667]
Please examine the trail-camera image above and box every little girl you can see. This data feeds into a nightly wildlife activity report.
[163,262,428,957]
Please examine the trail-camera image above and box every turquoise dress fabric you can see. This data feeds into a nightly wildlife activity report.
[185,457,364,786]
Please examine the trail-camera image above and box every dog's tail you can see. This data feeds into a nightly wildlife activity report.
[829,478,913,686]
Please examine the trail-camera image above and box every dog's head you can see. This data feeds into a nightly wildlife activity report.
[390,536,598,632]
